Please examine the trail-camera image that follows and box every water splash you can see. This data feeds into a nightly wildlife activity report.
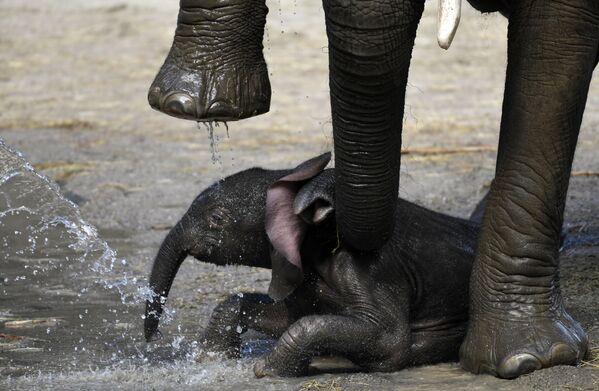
[0,140,201,380]
[0,141,285,389]
[0,140,150,306]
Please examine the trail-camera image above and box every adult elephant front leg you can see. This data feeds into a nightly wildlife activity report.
[325,0,425,250]
[148,0,271,121]
[460,0,599,378]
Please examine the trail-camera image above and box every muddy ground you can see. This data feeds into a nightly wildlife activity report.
[1,0,599,390]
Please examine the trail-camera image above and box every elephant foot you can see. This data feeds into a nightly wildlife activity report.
[199,338,241,360]
[195,343,239,363]
[200,326,243,360]
[460,292,588,378]
[253,354,310,378]
[195,348,224,363]
[148,0,271,122]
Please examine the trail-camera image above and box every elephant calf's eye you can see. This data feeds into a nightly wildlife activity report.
[209,211,225,228]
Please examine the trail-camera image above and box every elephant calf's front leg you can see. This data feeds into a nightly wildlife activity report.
[201,293,300,358]
[254,315,394,377]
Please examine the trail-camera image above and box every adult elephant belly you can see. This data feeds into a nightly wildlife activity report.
[147,0,271,121]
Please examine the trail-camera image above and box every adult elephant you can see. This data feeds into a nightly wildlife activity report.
[148,0,599,379]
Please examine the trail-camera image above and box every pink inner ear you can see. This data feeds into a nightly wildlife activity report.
[265,152,331,269]
[265,152,331,299]
[265,181,306,271]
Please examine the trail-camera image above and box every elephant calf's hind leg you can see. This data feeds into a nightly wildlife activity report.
[254,315,395,377]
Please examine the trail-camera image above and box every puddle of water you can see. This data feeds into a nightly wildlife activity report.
[0,141,199,384]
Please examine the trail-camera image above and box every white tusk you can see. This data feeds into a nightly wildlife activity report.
[437,0,461,50]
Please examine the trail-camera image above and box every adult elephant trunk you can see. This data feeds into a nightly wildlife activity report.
[325,0,425,250]
[144,220,189,342]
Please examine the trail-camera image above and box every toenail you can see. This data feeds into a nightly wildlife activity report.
[147,86,162,108]
[550,343,578,365]
[163,93,196,118]
[498,353,542,379]
[206,101,236,121]
[254,359,267,378]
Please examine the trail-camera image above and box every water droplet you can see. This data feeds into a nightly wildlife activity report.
[278,0,284,34]
[223,122,229,138]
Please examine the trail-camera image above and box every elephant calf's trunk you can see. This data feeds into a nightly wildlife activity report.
[144,221,189,342]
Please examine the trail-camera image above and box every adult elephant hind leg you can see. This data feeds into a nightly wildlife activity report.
[460,0,599,379]
[253,315,394,377]
[148,0,271,122]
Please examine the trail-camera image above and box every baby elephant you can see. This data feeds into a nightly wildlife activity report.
[144,153,479,377]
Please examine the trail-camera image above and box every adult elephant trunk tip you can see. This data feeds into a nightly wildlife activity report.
[144,221,189,342]
[335,154,400,251]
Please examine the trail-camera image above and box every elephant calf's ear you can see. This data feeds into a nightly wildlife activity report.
[294,169,336,225]
[265,153,331,301]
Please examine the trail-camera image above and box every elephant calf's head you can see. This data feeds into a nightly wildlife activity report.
[144,153,333,341]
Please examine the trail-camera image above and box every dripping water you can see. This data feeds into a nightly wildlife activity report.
[224,121,230,139]
[278,0,284,34]
[196,121,222,165]
[264,21,271,51]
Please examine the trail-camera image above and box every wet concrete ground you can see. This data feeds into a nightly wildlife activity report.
[1,0,599,389]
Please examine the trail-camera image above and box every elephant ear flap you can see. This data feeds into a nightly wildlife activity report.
[293,169,336,225]
[266,153,331,301]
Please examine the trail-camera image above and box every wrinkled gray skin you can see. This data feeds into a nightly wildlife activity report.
[147,0,270,121]
[145,153,480,376]
[149,0,599,378]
